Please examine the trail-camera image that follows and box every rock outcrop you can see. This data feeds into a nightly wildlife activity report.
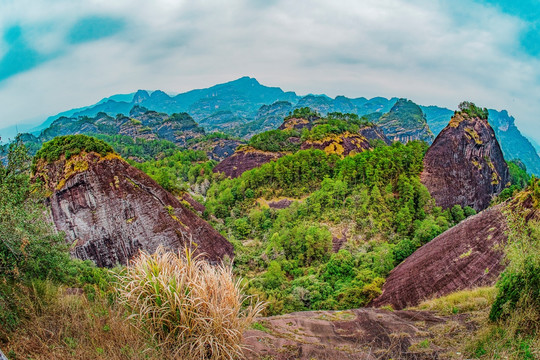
[372,205,508,310]
[213,146,283,178]
[243,308,462,359]
[376,99,434,144]
[372,188,539,310]
[34,151,233,267]
[421,109,510,212]
[301,126,391,156]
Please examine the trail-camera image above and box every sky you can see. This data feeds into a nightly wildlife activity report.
[0,0,539,142]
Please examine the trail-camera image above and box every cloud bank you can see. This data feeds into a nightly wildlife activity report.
[0,0,539,141]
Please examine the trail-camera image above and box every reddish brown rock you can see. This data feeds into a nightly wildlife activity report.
[243,308,453,359]
[301,126,390,156]
[371,205,508,310]
[34,152,233,267]
[278,116,317,131]
[421,111,510,212]
[213,146,283,178]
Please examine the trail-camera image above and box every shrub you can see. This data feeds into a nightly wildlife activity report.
[34,134,114,164]
[116,246,264,359]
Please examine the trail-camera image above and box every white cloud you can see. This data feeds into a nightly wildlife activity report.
[0,0,539,142]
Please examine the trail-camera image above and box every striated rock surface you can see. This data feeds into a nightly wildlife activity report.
[243,308,459,359]
[213,146,283,178]
[34,152,233,267]
[376,99,434,144]
[372,188,539,311]
[301,126,391,156]
[372,205,508,310]
[421,110,510,212]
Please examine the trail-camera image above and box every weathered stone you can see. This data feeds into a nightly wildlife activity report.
[372,205,508,310]
[213,147,283,178]
[421,112,510,211]
[35,152,233,267]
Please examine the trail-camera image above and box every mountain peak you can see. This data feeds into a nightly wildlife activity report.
[422,103,509,211]
[132,90,150,104]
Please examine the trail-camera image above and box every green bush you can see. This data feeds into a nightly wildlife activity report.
[34,134,114,164]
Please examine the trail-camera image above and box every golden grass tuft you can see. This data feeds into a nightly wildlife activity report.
[415,286,496,315]
[116,246,265,360]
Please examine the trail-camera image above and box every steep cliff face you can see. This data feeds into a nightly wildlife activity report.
[34,152,233,267]
[300,126,391,156]
[421,111,510,211]
[376,99,434,144]
[372,205,508,310]
[212,146,283,178]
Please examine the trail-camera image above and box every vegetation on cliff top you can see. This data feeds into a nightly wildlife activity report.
[457,101,489,120]
[34,134,114,164]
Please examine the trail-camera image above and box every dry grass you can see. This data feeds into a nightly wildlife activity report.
[2,283,153,360]
[116,245,265,360]
[465,297,540,360]
[415,286,496,315]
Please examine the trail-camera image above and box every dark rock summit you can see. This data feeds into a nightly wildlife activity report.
[213,146,283,178]
[34,151,233,267]
[421,105,510,212]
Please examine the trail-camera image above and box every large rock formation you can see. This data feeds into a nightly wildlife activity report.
[34,151,233,267]
[372,205,508,310]
[421,107,510,212]
[301,126,391,156]
[213,146,283,178]
[372,187,539,310]
[376,99,434,144]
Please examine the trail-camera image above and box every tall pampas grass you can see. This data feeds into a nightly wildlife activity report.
[116,245,264,360]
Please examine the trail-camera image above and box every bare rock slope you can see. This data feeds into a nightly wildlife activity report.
[372,204,508,310]
[301,126,391,156]
[212,146,284,178]
[243,308,460,359]
[34,152,233,267]
[421,110,509,212]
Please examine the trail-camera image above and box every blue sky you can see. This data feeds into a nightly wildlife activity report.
[0,0,539,143]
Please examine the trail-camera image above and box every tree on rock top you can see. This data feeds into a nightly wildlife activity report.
[34,134,114,164]
[457,101,489,120]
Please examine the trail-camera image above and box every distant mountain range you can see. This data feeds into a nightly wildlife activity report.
[1,76,539,175]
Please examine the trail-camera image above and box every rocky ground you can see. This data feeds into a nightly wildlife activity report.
[243,308,473,360]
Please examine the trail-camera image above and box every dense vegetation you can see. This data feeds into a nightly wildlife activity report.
[33,134,114,163]
[247,129,301,152]
[284,106,320,120]
[130,149,216,195]
[301,113,372,141]
[0,138,107,336]
[458,101,489,120]
[92,134,179,161]
[203,141,476,314]
[496,160,531,202]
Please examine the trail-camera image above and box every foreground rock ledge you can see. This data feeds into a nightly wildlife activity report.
[243,308,456,360]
